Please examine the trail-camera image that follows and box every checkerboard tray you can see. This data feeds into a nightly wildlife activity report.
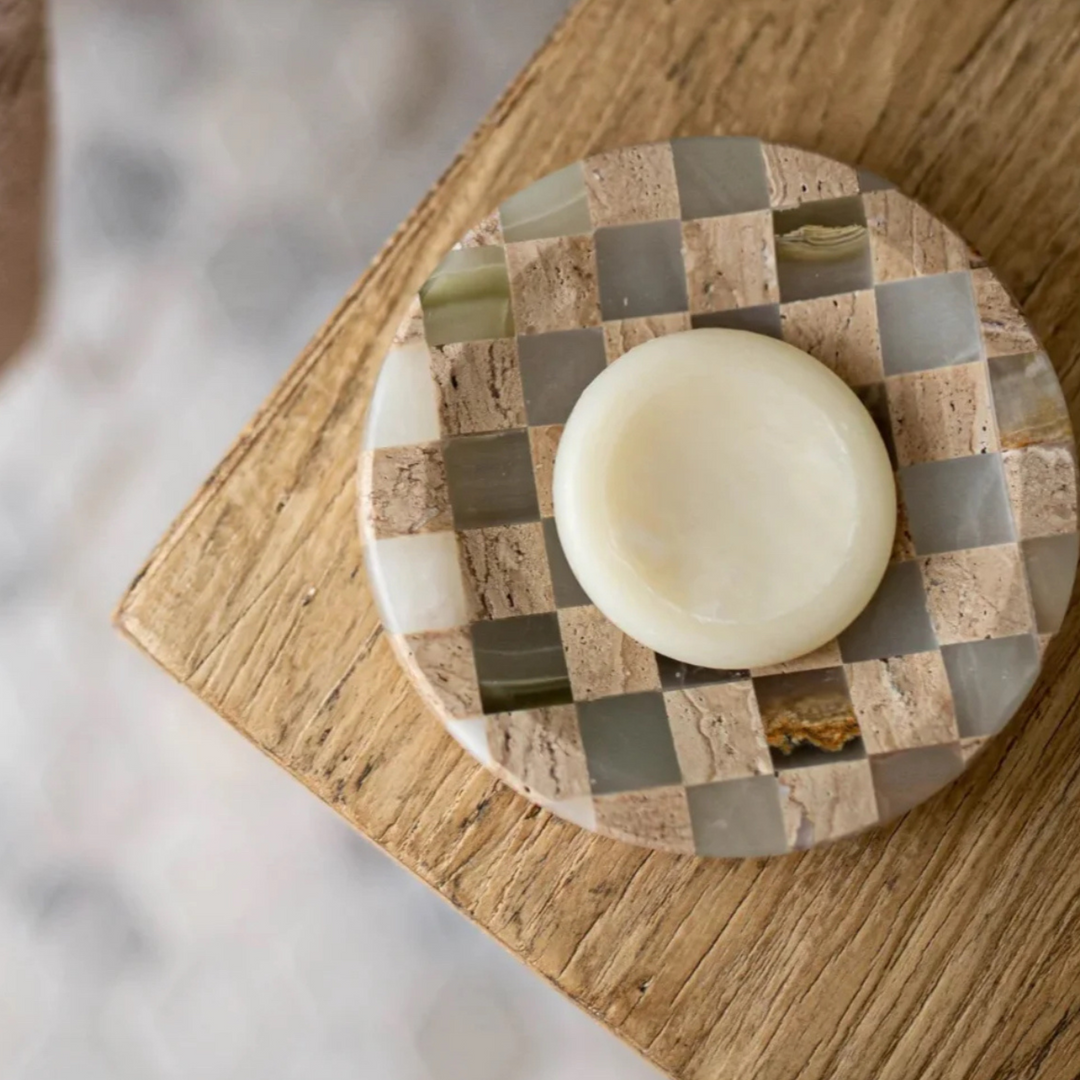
[358,138,1078,857]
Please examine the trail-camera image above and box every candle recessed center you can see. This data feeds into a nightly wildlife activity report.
[554,329,896,669]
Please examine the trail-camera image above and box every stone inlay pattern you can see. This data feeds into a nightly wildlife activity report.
[359,138,1078,857]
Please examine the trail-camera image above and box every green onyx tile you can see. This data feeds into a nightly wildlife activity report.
[671,136,770,220]
[1023,533,1079,632]
[686,775,789,857]
[838,561,937,662]
[941,635,1041,738]
[518,327,607,426]
[577,692,682,795]
[899,454,1015,554]
[542,518,591,609]
[989,352,1073,450]
[690,304,783,339]
[773,196,873,303]
[870,743,965,821]
[876,271,982,375]
[595,220,689,320]
[420,246,515,346]
[472,613,572,714]
[499,162,591,243]
[443,429,539,530]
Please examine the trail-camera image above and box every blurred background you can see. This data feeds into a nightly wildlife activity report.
[0,1,662,1076]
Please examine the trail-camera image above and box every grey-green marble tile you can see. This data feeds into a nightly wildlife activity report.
[876,271,982,375]
[472,613,572,714]
[988,351,1072,450]
[941,635,1041,738]
[421,246,515,345]
[690,304,783,339]
[671,136,770,220]
[499,162,592,243]
[856,382,898,469]
[838,561,936,662]
[596,220,689,320]
[857,167,895,192]
[577,692,682,795]
[870,743,965,821]
[655,654,750,690]
[773,196,872,303]
[518,327,607,425]
[900,454,1015,554]
[542,518,591,608]
[687,775,789,857]
[1023,533,1079,633]
[444,429,539,529]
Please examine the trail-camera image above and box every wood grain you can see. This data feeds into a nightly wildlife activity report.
[115,1,1080,1077]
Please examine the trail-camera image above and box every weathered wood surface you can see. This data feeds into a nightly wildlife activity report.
[116,1,1080,1076]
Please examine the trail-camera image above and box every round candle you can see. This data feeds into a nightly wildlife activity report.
[553,328,896,670]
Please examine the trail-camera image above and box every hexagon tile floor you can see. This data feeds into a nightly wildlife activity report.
[0,1,659,1077]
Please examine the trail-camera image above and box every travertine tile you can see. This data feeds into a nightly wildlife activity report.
[401,627,482,720]
[921,545,1034,644]
[487,705,590,800]
[528,424,563,518]
[368,443,452,539]
[973,268,1039,357]
[989,352,1072,449]
[1002,444,1078,538]
[886,362,997,466]
[847,652,958,753]
[594,786,695,854]
[584,143,681,227]
[602,312,692,362]
[558,606,660,700]
[460,211,503,247]
[863,190,968,281]
[682,212,777,313]
[762,144,858,208]
[750,639,842,677]
[780,290,882,387]
[779,759,879,849]
[506,235,600,334]
[665,682,772,784]
[430,338,526,436]
[457,522,554,619]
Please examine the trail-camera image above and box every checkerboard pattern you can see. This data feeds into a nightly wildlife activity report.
[358,138,1079,857]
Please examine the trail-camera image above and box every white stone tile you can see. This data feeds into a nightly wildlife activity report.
[364,343,441,450]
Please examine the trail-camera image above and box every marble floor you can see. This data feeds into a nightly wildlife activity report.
[0,1,661,1076]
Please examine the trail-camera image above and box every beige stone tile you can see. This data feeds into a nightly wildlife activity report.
[460,211,503,247]
[506,235,600,334]
[429,338,525,436]
[1003,444,1079,539]
[487,705,590,799]
[973,268,1039,357]
[528,424,563,518]
[779,290,882,387]
[863,190,969,282]
[458,523,554,619]
[682,212,777,314]
[602,312,692,363]
[665,682,771,784]
[584,143,681,227]
[392,294,426,347]
[400,627,482,720]
[920,545,1035,644]
[594,786,695,854]
[558,605,660,700]
[762,144,858,208]
[893,483,916,562]
[368,443,452,539]
[779,759,878,849]
[886,362,997,466]
[750,639,842,677]
[847,652,958,753]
